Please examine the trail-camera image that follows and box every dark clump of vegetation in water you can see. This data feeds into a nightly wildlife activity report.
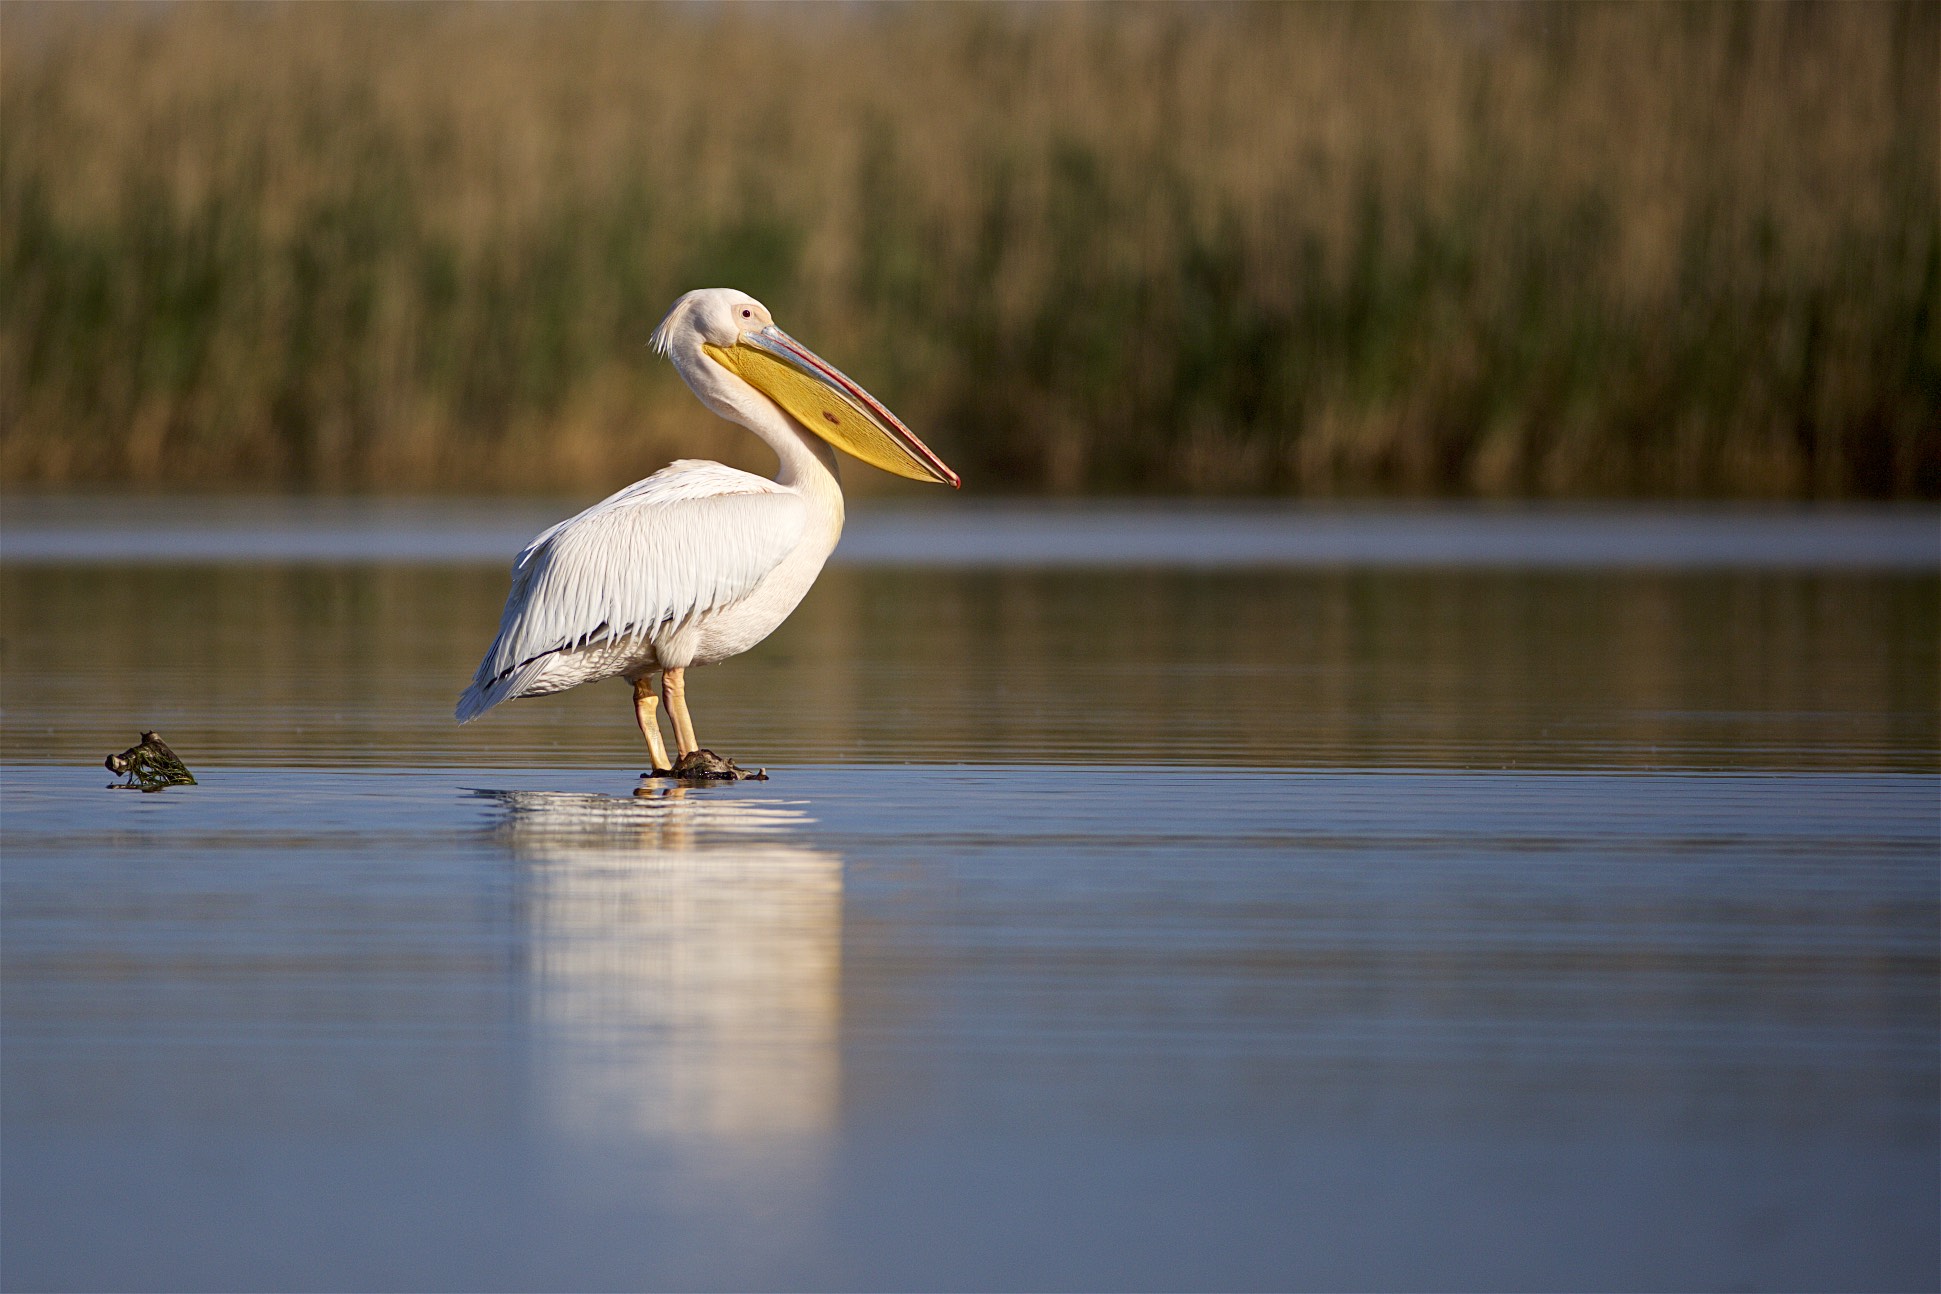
[105,730,196,792]
[2,2,1936,497]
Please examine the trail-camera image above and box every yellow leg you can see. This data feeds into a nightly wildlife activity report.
[633,676,673,772]
[663,666,700,756]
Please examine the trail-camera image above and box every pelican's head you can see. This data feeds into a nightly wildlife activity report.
[652,288,960,488]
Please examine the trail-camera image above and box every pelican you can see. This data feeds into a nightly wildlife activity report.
[456,288,959,772]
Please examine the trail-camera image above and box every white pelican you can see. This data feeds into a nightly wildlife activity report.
[456,288,959,772]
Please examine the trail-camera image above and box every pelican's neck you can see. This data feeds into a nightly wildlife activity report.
[673,342,845,519]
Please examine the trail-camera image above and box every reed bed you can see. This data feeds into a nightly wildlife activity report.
[2,1,1935,496]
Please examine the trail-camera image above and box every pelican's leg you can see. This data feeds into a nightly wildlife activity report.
[633,675,674,772]
[663,666,700,756]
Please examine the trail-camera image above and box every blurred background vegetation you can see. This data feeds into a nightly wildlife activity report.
[2,1,1935,497]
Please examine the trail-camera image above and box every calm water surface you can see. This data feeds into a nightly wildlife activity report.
[2,502,1936,1291]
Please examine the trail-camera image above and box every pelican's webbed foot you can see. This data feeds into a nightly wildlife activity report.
[643,749,768,781]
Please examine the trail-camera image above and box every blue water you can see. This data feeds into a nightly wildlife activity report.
[4,495,1936,567]
[4,764,1934,1290]
[2,503,1937,1290]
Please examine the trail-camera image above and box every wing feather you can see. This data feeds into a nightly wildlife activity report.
[455,464,806,721]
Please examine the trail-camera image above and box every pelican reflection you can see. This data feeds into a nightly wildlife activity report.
[483,785,842,1142]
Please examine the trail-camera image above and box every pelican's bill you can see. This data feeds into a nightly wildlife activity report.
[706,328,960,487]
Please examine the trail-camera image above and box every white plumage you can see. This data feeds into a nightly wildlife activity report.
[455,464,804,720]
[455,288,957,770]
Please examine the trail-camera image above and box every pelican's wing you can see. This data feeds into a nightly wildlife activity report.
[456,463,807,721]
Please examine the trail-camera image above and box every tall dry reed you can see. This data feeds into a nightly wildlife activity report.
[2,1,1935,495]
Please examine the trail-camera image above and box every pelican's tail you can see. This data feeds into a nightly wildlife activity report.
[456,654,559,724]
[454,678,503,724]
[455,660,527,723]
